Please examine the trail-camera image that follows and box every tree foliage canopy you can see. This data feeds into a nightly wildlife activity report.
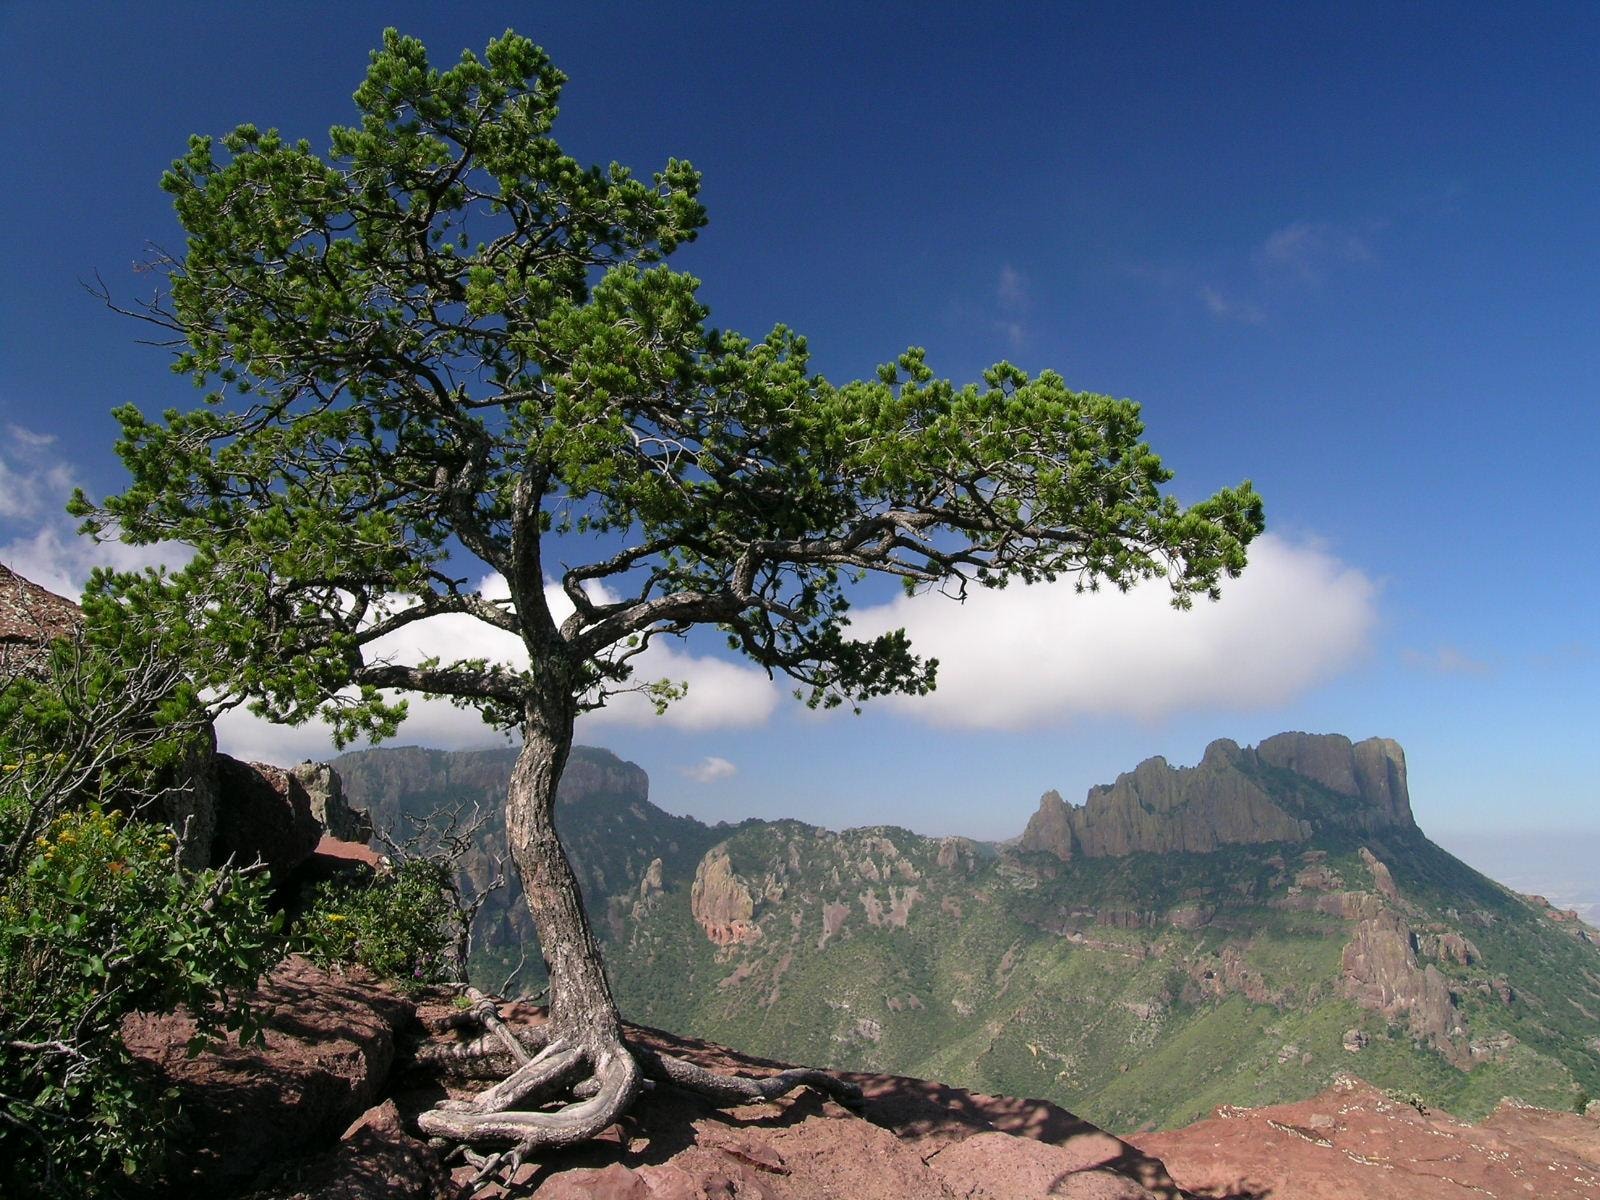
[80,27,1263,743]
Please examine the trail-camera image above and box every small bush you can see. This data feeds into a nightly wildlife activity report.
[0,805,279,1197]
[298,858,455,991]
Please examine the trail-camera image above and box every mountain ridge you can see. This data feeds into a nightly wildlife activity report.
[1020,732,1413,862]
[335,732,1600,1134]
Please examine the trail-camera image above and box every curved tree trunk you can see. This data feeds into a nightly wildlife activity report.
[416,699,642,1152]
[503,707,621,1046]
[417,696,862,1174]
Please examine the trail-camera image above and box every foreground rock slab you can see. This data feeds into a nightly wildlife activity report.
[403,997,1190,1200]
[123,956,414,1195]
[1132,1075,1600,1199]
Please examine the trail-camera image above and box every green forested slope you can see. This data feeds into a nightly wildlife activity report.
[336,739,1600,1132]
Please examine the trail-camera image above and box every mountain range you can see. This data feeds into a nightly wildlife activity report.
[335,732,1600,1133]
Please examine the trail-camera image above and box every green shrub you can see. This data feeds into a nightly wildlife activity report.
[297,858,455,992]
[0,805,279,1196]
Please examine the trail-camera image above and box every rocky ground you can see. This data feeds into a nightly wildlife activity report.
[126,956,1192,1199]
[1134,1076,1600,1199]
[125,956,1600,1199]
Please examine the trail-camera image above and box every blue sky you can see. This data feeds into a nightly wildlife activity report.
[1,3,1595,841]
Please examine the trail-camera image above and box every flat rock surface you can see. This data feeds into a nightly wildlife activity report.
[403,998,1191,1199]
[1132,1075,1600,1199]
[123,955,414,1195]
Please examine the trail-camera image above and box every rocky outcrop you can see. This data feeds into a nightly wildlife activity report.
[121,956,414,1195]
[1339,907,1467,1064]
[691,845,761,945]
[1135,1075,1600,1200]
[1417,930,1479,967]
[1359,845,1401,900]
[291,760,372,844]
[1020,733,1415,863]
[936,835,978,873]
[1187,942,1288,1007]
[213,755,325,881]
[1258,732,1412,829]
[0,562,81,677]
[1018,789,1077,859]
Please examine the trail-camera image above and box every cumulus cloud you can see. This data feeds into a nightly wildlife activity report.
[215,571,782,764]
[0,427,190,596]
[0,427,76,521]
[681,756,738,784]
[843,533,1377,729]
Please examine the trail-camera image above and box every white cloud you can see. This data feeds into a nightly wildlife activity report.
[681,756,738,784]
[994,265,1030,347]
[0,427,190,597]
[8,426,58,450]
[1131,216,1381,323]
[843,533,1377,729]
[0,426,79,521]
[997,264,1029,310]
[0,524,188,599]
[214,571,782,764]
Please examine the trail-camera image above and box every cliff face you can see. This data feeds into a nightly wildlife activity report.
[0,562,81,677]
[1018,732,1414,862]
[336,743,724,961]
[318,735,1600,1136]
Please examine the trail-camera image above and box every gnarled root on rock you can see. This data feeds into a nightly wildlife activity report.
[414,989,864,1182]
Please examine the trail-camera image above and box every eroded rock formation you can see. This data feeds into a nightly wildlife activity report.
[213,755,326,881]
[691,845,761,945]
[1339,906,1468,1065]
[0,562,81,677]
[1019,733,1415,862]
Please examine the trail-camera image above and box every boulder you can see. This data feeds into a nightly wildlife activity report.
[121,956,414,1196]
[926,1131,1162,1198]
[213,755,325,881]
[250,1101,449,1200]
[291,760,373,844]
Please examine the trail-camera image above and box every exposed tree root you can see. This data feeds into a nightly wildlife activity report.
[412,1026,548,1074]
[412,993,864,1185]
[417,1039,641,1149]
[629,1043,865,1110]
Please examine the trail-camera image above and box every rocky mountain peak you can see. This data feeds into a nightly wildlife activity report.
[1018,732,1416,863]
